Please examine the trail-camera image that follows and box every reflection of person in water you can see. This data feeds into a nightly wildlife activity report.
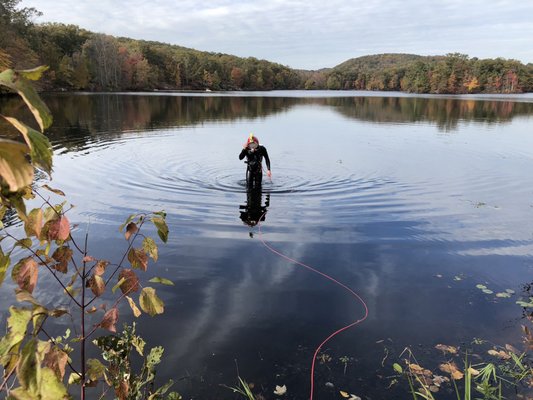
[239,188,270,230]
[238,133,271,190]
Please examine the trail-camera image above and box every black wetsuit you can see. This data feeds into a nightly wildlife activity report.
[239,145,271,189]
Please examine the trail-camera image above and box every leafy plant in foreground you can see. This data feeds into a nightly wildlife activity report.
[0,67,178,399]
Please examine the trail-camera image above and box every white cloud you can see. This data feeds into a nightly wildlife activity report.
[21,0,533,69]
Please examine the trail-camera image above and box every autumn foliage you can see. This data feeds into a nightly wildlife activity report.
[0,66,178,399]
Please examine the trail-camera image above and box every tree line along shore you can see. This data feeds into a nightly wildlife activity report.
[1,1,532,94]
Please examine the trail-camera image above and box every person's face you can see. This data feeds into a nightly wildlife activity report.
[248,142,258,150]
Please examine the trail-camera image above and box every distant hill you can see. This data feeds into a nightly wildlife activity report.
[321,52,533,93]
[333,53,429,71]
[1,2,532,94]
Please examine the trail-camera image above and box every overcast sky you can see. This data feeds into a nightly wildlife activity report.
[22,0,533,70]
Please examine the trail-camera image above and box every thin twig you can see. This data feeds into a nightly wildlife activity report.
[4,232,82,307]
[84,288,133,341]
[34,189,84,254]
[39,327,80,376]
[0,364,17,392]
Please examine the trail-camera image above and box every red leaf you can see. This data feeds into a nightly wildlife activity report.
[87,275,105,297]
[51,246,73,274]
[12,257,38,294]
[118,269,140,294]
[125,222,138,241]
[99,307,118,333]
[48,216,70,241]
[115,379,129,400]
[94,260,109,276]
[127,248,148,271]
[83,255,96,263]
[43,347,68,379]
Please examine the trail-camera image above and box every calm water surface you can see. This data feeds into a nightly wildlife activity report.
[2,91,533,399]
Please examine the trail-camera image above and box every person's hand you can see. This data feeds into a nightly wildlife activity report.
[267,170,272,178]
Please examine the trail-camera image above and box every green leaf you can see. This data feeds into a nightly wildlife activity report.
[3,306,32,350]
[24,208,43,239]
[393,363,403,374]
[32,305,48,334]
[165,392,182,400]
[39,367,68,400]
[49,309,68,318]
[112,277,126,294]
[41,184,65,196]
[15,238,33,249]
[495,292,511,298]
[3,116,53,174]
[148,380,175,399]
[132,334,145,356]
[8,387,34,400]
[64,285,79,298]
[151,216,169,243]
[0,247,10,286]
[149,277,174,286]
[0,68,53,131]
[119,213,137,232]
[68,372,82,385]
[15,290,42,306]
[146,346,164,378]
[139,287,164,317]
[0,139,33,192]
[87,358,105,381]
[143,237,158,261]
[17,338,39,394]
[18,66,49,81]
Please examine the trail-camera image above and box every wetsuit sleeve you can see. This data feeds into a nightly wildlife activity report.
[262,147,271,170]
[239,148,247,160]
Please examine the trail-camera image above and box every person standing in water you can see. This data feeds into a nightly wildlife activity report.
[239,133,271,189]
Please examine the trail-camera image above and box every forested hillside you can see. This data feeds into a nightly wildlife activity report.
[1,0,532,93]
[320,53,533,93]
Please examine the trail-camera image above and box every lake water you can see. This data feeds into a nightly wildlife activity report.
[2,91,533,399]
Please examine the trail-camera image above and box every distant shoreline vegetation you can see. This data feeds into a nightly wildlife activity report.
[1,2,532,94]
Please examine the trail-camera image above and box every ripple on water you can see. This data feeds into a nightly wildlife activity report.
[51,129,533,245]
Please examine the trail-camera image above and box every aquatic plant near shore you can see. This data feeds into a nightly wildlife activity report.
[391,333,533,400]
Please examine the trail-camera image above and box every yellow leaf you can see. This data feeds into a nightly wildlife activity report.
[3,116,53,174]
[435,344,457,354]
[439,362,464,380]
[452,370,464,380]
[487,349,511,360]
[0,139,33,192]
[126,296,141,318]
[340,391,350,398]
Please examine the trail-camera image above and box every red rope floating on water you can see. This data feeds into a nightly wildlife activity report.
[256,214,369,400]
